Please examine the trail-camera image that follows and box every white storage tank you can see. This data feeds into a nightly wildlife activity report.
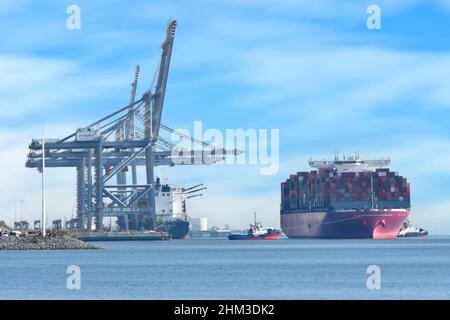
[191,217,208,232]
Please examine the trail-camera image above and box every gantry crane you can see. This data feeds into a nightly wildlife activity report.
[26,20,242,232]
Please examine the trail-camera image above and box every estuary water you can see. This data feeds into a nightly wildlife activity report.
[1,237,449,299]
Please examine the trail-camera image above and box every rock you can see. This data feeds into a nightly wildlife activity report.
[0,235,100,250]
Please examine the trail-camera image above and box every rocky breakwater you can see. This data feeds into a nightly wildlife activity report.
[0,235,100,250]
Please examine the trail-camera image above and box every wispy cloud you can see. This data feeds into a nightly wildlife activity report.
[0,123,83,225]
[0,55,133,120]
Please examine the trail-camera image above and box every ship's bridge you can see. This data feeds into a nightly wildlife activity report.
[309,156,390,173]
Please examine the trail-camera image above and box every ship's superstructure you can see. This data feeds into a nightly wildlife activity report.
[281,154,410,239]
[154,180,188,222]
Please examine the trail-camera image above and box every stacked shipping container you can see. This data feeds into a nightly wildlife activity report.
[281,168,410,212]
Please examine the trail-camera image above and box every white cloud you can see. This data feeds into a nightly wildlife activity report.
[0,55,131,119]
[232,47,450,111]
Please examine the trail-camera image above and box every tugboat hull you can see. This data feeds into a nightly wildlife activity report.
[228,234,280,240]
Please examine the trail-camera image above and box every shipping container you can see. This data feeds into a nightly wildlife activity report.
[282,168,410,211]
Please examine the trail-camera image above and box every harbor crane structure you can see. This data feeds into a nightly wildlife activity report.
[26,20,242,232]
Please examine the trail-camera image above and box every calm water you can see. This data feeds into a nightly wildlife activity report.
[1,237,450,299]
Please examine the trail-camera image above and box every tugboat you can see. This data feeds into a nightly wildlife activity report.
[228,213,281,240]
[398,220,428,238]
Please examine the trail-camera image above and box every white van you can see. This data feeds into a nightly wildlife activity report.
[9,230,22,237]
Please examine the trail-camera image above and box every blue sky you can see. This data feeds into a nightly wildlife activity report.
[1,0,450,233]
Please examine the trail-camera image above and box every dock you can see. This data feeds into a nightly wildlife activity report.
[75,231,171,241]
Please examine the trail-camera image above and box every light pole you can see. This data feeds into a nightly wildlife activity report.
[41,126,46,237]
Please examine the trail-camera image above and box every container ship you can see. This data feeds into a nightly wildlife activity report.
[117,178,205,239]
[280,154,410,239]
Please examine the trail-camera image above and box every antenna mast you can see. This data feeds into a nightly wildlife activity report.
[370,173,375,210]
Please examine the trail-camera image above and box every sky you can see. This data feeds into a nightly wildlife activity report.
[0,0,450,233]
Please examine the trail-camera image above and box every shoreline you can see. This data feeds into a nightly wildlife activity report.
[0,235,100,250]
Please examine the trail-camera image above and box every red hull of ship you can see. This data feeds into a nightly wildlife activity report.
[281,209,409,239]
[228,234,280,240]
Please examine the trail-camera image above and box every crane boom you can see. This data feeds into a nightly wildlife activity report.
[183,183,204,192]
[184,187,207,195]
[151,19,177,142]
